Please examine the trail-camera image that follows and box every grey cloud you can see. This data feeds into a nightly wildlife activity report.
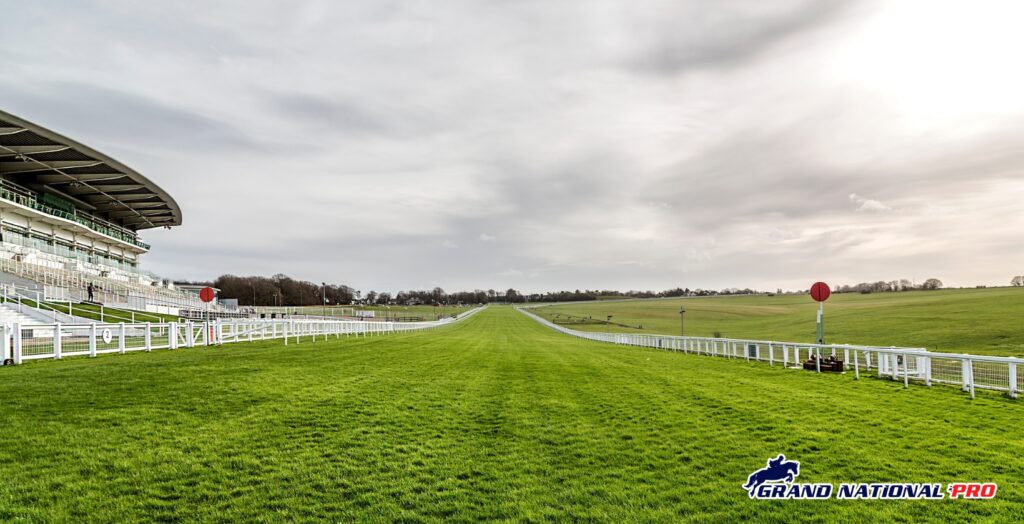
[626,0,859,74]
[2,0,1022,293]
[269,92,393,137]
[0,82,259,153]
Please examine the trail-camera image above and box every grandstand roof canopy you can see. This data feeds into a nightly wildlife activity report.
[0,109,182,231]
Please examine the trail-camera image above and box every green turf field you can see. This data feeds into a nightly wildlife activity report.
[0,307,1019,521]
[530,287,1024,357]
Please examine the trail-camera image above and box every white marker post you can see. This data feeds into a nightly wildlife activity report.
[810,282,830,346]
[816,301,824,346]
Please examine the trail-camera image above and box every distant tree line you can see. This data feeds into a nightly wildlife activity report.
[834,278,943,294]
[211,272,989,307]
[1012,276,1024,287]
[196,274,356,306]
[519,287,761,303]
[314,286,766,307]
[186,272,981,307]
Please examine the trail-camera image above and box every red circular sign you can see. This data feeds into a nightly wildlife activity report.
[199,287,216,303]
[810,282,831,302]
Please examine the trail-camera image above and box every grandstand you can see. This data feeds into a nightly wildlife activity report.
[0,109,236,318]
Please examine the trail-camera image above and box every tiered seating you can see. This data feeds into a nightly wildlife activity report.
[0,303,54,325]
[0,244,224,315]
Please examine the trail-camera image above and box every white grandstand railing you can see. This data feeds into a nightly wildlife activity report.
[517,307,1022,400]
[0,282,179,324]
[0,255,218,314]
[1,306,485,365]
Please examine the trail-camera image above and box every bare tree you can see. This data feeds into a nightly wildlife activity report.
[921,278,943,290]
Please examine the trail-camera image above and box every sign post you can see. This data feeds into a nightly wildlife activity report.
[199,287,216,345]
[809,282,831,345]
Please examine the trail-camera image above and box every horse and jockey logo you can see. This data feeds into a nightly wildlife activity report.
[743,454,800,493]
[743,454,831,499]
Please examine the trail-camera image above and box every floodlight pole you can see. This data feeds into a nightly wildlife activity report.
[679,307,686,337]
[322,282,327,318]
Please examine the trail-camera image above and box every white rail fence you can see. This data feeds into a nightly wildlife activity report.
[1,306,484,365]
[518,308,1021,399]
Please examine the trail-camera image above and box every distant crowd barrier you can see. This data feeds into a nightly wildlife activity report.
[518,307,1020,399]
[1,306,485,366]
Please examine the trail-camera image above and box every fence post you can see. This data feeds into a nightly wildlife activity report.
[145,322,152,352]
[1009,363,1017,399]
[54,322,62,359]
[0,324,8,364]
[966,359,976,399]
[12,322,21,365]
[924,356,931,386]
[768,344,773,366]
[815,347,821,373]
[89,323,97,358]
[903,354,909,388]
[854,350,860,380]
[119,323,126,354]
[284,321,289,345]
[783,346,788,367]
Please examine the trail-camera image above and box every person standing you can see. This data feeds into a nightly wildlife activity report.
[87,282,94,302]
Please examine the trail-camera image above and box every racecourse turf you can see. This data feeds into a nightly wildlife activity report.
[0,307,1020,522]
[531,287,1024,357]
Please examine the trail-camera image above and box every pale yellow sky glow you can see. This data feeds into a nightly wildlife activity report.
[2,0,1022,292]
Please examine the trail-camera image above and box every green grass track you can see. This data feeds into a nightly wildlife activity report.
[0,307,1020,522]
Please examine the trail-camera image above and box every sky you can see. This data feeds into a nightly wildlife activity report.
[2,0,1023,294]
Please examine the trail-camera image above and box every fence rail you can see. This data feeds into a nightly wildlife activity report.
[517,307,1020,399]
[2,306,484,365]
